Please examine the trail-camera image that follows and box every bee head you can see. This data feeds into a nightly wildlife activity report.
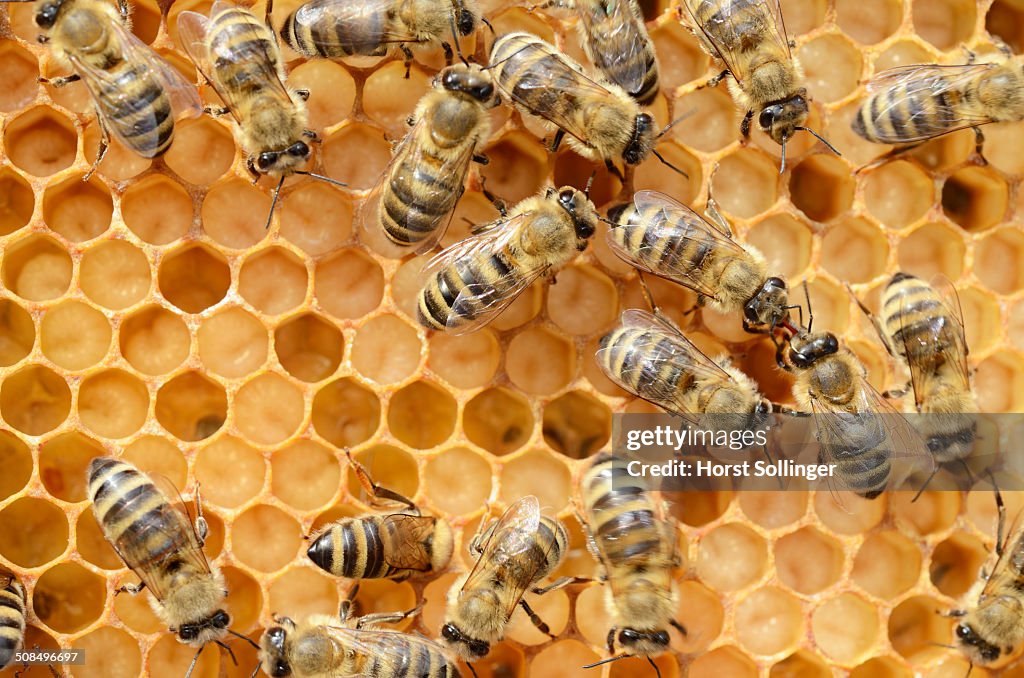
[555,186,598,242]
[176,609,230,646]
[34,0,66,30]
[260,625,292,677]
[758,91,809,146]
[440,65,496,104]
[788,331,839,369]
[623,113,656,165]
[744,276,790,328]
[618,628,671,655]
[441,622,490,659]
[955,622,1003,664]
[255,141,311,175]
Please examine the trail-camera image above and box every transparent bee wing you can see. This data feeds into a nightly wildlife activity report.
[289,0,421,48]
[380,513,436,571]
[862,63,998,142]
[461,497,554,619]
[322,623,452,661]
[980,507,1024,600]
[576,0,650,96]
[420,212,548,334]
[490,36,624,148]
[606,190,746,301]
[681,0,791,85]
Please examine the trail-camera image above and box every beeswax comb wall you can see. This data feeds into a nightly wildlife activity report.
[1,0,1024,675]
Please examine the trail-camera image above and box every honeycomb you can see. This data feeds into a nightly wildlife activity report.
[0,0,1023,675]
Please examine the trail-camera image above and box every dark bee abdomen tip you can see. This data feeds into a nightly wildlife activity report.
[306,536,332,570]
[888,271,915,286]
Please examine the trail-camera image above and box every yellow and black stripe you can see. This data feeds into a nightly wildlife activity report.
[349,627,463,678]
[852,77,964,143]
[882,272,955,367]
[417,247,521,332]
[280,0,390,58]
[0,568,25,670]
[599,325,691,412]
[92,57,175,157]
[207,5,282,95]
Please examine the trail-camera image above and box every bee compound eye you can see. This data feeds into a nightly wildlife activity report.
[759,108,775,129]
[619,629,641,643]
[257,152,277,170]
[441,623,460,643]
[473,82,494,100]
[178,624,199,641]
[956,624,972,639]
[288,141,309,157]
[654,631,670,646]
[271,659,292,677]
[213,610,230,628]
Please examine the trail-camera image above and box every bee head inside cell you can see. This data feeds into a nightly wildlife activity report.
[759,92,809,147]
[624,113,657,165]
[788,331,839,369]
[260,626,292,677]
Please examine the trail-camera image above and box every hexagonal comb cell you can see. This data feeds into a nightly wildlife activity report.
[0,298,35,367]
[42,175,113,242]
[158,244,231,313]
[121,175,193,245]
[2,234,73,302]
[4,106,77,177]
[0,168,34,236]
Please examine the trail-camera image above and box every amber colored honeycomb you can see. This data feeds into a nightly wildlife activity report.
[1,0,1024,676]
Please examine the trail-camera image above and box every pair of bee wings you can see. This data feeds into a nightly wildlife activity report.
[576,0,651,95]
[421,210,545,334]
[597,308,737,425]
[381,513,441,571]
[177,1,292,125]
[893,277,971,411]
[69,20,201,154]
[285,0,430,48]
[680,0,792,85]
[110,475,213,604]
[490,36,624,151]
[459,496,557,619]
[606,190,750,303]
[320,620,453,663]
[862,62,1000,143]
[979,507,1024,604]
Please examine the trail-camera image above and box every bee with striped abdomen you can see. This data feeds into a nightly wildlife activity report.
[279,0,479,75]
[578,453,685,675]
[488,32,680,179]
[852,51,1024,161]
[88,457,253,677]
[441,496,570,664]
[306,452,454,581]
[681,0,838,172]
[598,308,772,430]
[364,62,499,256]
[0,566,26,672]
[177,0,345,230]
[607,190,797,334]
[855,272,978,477]
[259,595,461,678]
[416,185,598,334]
[15,0,202,180]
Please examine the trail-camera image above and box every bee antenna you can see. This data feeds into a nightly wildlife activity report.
[597,215,617,225]
[655,109,695,139]
[447,12,469,66]
[583,654,629,670]
[228,629,261,650]
[184,646,205,678]
[294,170,349,190]
[480,16,495,36]
[466,662,480,678]
[795,126,841,157]
[265,175,286,231]
[584,170,596,198]
[248,662,262,678]
[216,640,239,666]
[779,136,788,175]
[647,656,663,678]
[802,280,813,333]
[652,149,688,179]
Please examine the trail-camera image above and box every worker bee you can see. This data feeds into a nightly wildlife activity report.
[950,488,1024,668]
[852,52,1024,160]
[416,185,598,334]
[17,0,202,180]
[781,312,933,499]
[578,453,685,675]
[488,32,681,179]
[88,457,253,677]
[363,62,499,256]
[536,0,659,104]
[855,273,978,481]
[279,0,479,73]
[441,496,569,663]
[259,598,461,678]
[177,0,345,230]
[680,0,838,172]
[598,308,772,430]
[306,452,454,581]
[0,566,26,671]
[607,190,797,334]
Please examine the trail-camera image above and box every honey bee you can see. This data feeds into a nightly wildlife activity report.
[781,310,933,499]
[578,453,685,675]
[535,0,659,104]
[598,308,772,429]
[855,273,978,478]
[441,496,569,664]
[488,32,682,179]
[680,0,838,172]
[607,190,797,334]
[364,62,499,256]
[416,185,598,334]
[306,452,454,581]
[0,566,26,672]
[177,0,345,230]
[950,488,1024,668]
[259,598,461,678]
[852,51,1023,160]
[88,457,254,677]
[17,0,202,180]
[279,0,479,73]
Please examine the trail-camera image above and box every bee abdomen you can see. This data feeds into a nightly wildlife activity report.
[601,328,691,405]
[417,253,516,331]
[381,158,462,245]
[282,5,388,58]
[307,518,390,579]
[96,62,174,157]
[0,576,25,669]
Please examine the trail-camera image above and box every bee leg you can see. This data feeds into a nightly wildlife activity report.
[83,117,111,182]
[264,0,274,33]
[203,105,231,118]
[353,603,423,630]
[518,599,556,639]
[549,129,565,153]
[670,618,688,636]
[295,89,310,102]
[441,41,454,66]
[994,477,1007,557]
[246,158,261,183]
[604,159,625,182]
[740,109,753,140]
[345,449,420,513]
[532,576,587,595]
[193,485,208,546]
[940,608,967,618]
[400,45,414,78]
[472,153,489,165]
[478,177,508,217]
[38,74,81,88]
[973,127,988,165]
[115,581,146,596]
[700,69,730,89]
[606,626,617,654]
[338,583,360,622]
[302,129,318,141]
[703,197,733,238]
